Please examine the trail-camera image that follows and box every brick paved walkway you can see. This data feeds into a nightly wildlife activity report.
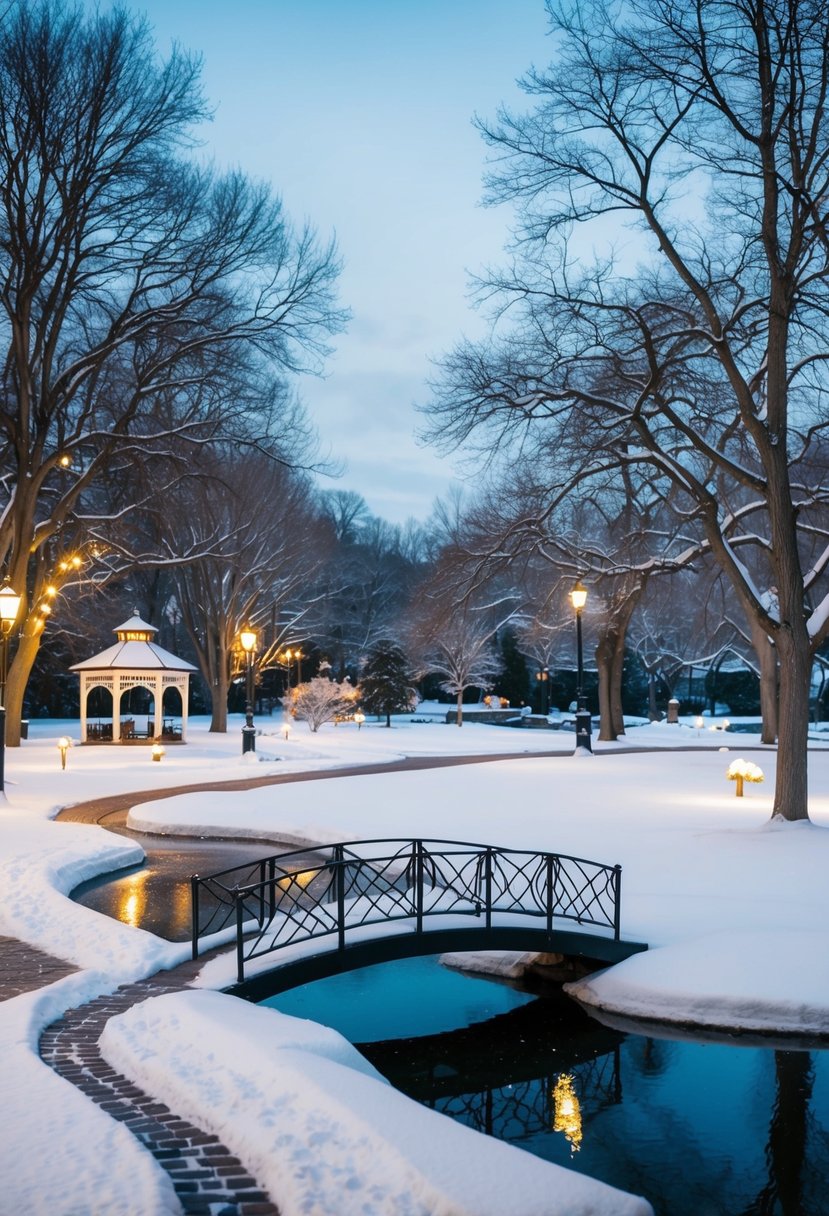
[0,935,79,997]
[39,948,280,1215]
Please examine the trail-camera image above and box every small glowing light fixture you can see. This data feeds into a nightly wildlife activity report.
[727,758,764,797]
[57,736,72,770]
[0,579,21,631]
[58,453,71,468]
[569,579,588,612]
[239,625,257,655]
[722,719,731,731]
[282,720,291,741]
[552,1073,583,1154]
[354,711,365,730]
[695,716,704,734]
[151,743,165,763]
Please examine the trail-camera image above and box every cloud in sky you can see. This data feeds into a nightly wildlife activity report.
[133,0,551,522]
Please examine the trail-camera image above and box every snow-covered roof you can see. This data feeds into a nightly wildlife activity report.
[70,612,196,673]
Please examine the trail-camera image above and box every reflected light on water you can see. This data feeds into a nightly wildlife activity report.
[117,870,151,928]
[278,869,318,892]
[553,1073,583,1154]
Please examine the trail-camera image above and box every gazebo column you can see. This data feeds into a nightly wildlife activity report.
[113,675,123,742]
[181,676,190,742]
[79,674,88,743]
[153,675,163,739]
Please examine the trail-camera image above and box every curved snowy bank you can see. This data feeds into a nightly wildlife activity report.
[101,988,654,1216]
[565,929,829,1037]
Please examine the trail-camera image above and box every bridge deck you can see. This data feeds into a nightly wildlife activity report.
[226,919,647,1001]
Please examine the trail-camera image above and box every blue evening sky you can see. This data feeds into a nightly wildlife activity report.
[130,0,552,523]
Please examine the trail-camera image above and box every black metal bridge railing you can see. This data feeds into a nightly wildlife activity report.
[191,838,624,985]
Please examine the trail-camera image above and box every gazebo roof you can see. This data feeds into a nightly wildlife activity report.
[70,612,196,673]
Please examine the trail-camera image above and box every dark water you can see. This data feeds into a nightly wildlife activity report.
[264,956,829,1216]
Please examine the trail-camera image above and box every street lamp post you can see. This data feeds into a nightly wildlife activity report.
[569,579,592,755]
[535,667,550,714]
[239,624,257,755]
[0,578,22,793]
[281,646,304,691]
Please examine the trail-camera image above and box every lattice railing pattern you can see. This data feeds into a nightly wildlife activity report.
[191,838,623,982]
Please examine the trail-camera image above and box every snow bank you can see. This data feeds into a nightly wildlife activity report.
[101,988,654,1216]
[566,928,829,1035]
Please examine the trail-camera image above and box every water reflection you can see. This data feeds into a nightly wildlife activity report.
[117,870,150,928]
[552,1072,583,1154]
[269,957,829,1216]
[740,1051,815,1216]
[359,996,622,1161]
[71,834,316,942]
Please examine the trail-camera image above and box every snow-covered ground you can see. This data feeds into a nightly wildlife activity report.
[2,709,827,1214]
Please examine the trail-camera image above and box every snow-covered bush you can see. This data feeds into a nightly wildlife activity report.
[290,676,359,732]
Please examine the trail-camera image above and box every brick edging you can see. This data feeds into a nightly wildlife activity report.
[39,952,280,1216]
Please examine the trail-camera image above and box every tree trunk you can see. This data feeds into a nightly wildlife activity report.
[4,627,39,747]
[595,625,626,741]
[772,628,811,821]
[456,689,463,725]
[210,673,229,733]
[750,619,778,744]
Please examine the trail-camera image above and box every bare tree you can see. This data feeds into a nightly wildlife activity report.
[160,449,331,732]
[316,508,427,677]
[0,0,345,743]
[426,0,829,820]
[409,563,513,726]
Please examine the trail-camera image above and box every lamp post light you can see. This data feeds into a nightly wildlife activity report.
[535,667,550,715]
[569,579,592,755]
[354,710,365,731]
[239,624,257,755]
[0,578,22,793]
[281,646,304,690]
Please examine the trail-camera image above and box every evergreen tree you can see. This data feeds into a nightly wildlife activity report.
[498,628,530,708]
[359,641,418,727]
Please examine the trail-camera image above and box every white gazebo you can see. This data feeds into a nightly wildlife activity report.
[71,612,196,743]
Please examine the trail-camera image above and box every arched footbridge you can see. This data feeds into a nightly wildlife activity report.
[190,838,647,1000]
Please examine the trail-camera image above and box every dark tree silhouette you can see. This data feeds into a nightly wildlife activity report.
[358,641,418,727]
